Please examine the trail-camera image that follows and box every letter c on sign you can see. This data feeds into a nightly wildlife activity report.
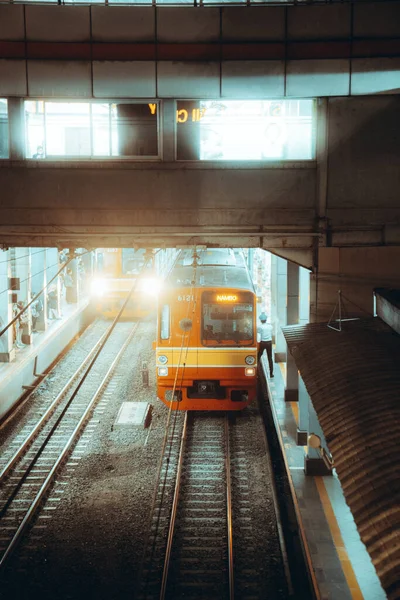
[177,109,188,124]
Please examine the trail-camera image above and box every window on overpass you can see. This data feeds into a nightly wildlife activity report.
[0,100,9,159]
[25,101,158,159]
[177,99,315,161]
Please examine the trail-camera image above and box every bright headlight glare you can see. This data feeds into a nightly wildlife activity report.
[245,367,256,376]
[158,366,168,376]
[90,278,107,296]
[139,277,162,296]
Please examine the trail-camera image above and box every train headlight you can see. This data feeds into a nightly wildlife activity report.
[90,278,107,297]
[245,356,256,365]
[139,277,162,296]
[158,355,168,365]
[245,367,256,376]
[158,366,168,376]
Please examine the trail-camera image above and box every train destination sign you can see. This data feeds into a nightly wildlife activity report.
[216,294,238,302]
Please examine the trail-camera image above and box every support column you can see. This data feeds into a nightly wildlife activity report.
[81,250,93,293]
[67,250,79,304]
[270,254,277,343]
[274,257,287,363]
[296,376,309,446]
[285,262,299,402]
[305,396,332,476]
[299,267,310,325]
[161,100,176,162]
[31,248,47,332]
[8,98,25,160]
[0,250,15,362]
[46,248,61,318]
[16,247,32,345]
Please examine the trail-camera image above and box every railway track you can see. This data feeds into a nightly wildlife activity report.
[0,320,139,572]
[139,410,289,600]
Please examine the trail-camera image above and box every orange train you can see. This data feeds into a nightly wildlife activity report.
[156,249,258,411]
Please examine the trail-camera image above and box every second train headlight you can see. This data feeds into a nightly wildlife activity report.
[245,367,256,376]
[90,278,108,297]
[245,356,256,365]
[158,366,168,376]
[139,277,162,296]
[158,355,168,365]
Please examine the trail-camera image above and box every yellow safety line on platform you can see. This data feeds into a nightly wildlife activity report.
[315,475,364,599]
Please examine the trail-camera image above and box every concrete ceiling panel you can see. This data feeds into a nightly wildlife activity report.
[327,96,400,211]
[287,5,351,40]
[354,2,400,38]
[286,59,350,97]
[28,60,92,98]
[0,6,25,41]
[221,7,285,41]
[351,58,400,95]
[157,61,220,98]
[93,61,156,98]
[157,8,219,43]
[0,60,27,96]
[25,6,90,42]
[221,61,284,98]
[92,7,155,42]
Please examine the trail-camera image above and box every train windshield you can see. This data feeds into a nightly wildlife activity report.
[176,248,243,267]
[122,249,147,275]
[202,291,254,345]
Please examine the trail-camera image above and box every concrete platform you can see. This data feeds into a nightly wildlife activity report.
[263,358,387,600]
[0,297,94,421]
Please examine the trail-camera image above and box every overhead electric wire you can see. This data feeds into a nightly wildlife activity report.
[0,250,92,341]
[142,247,200,596]
[0,249,47,265]
[0,260,66,299]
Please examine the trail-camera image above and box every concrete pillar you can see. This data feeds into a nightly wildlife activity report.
[285,262,299,401]
[274,257,287,363]
[299,267,310,325]
[305,396,332,476]
[46,248,61,318]
[67,250,79,304]
[0,250,16,362]
[31,248,47,332]
[296,376,309,446]
[81,250,93,277]
[270,254,277,343]
[8,98,25,160]
[162,100,176,162]
[16,247,32,345]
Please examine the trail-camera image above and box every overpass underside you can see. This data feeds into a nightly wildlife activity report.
[0,1,400,316]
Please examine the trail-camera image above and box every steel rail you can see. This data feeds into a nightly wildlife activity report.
[159,411,189,600]
[225,414,235,600]
[0,321,140,571]
[0,327,109,483]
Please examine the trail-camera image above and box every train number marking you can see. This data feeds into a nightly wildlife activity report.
[177,295,194,302]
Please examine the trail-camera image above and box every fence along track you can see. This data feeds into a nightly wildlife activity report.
[0,321,139,571]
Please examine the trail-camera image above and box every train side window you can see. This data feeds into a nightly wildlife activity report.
[161,304,170,339]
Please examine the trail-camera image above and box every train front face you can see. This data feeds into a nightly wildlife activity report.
[156,286,257,411]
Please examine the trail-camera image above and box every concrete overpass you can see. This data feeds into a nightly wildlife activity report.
[0,1,400,319]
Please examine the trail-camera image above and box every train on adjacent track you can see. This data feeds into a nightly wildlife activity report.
[90,247,177,319]
[155,248,258,411]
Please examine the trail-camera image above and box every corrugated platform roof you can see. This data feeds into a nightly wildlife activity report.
[375,287,400,311]
[282,318,400,600]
